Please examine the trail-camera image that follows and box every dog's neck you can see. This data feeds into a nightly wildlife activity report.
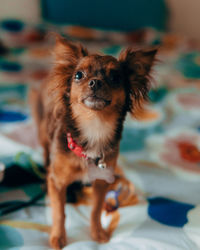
[71,103,118,158]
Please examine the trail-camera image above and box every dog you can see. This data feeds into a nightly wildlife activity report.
[30,35,157,249]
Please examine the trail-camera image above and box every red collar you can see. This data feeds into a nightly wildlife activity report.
[67,133,87,159]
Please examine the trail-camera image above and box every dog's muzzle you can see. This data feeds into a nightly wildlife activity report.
[83,95,111,110]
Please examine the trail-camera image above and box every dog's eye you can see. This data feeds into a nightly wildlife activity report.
[75,71,84,80]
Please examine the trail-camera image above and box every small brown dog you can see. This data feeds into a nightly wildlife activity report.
[30,35,157,249]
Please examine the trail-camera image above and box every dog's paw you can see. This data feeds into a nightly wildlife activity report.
[50,231,67,249]
[91,227,110,243]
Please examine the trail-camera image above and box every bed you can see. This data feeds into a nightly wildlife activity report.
[0,19,200,249]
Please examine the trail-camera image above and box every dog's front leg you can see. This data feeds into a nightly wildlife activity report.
[48,175,67,249]
[90,179,110,243]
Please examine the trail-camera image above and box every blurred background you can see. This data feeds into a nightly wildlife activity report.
[1,0,200,39]
[1,1,200,249]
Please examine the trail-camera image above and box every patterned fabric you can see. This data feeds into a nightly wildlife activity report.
[1,19,200,249]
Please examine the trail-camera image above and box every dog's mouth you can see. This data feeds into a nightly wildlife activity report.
[82,95,111,110]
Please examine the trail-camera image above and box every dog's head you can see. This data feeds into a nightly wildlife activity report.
[53,35,157,115]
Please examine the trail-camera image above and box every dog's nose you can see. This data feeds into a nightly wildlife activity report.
[89,79,102,91]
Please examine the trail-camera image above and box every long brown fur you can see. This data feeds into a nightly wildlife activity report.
[30,34,157,249]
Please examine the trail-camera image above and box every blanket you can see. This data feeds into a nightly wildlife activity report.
[0,19,200,250]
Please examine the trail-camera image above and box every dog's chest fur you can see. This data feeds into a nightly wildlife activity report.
[72,105,116,158]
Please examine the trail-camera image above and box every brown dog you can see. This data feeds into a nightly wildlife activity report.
[30,35,157,249]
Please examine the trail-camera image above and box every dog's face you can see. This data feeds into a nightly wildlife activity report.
[53,35,157,115]
[71,55,125,111]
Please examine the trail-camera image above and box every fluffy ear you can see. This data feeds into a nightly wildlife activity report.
[53,34,88,66]
[119,47,157,113]
[48,35,88,118]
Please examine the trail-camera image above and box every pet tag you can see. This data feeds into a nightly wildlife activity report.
[98,159,107,169]
[87,163,115,184]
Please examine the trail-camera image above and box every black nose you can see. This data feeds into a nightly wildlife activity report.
[89,79,102,91]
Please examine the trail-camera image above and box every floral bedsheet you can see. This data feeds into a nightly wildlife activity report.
[0,19,200,250]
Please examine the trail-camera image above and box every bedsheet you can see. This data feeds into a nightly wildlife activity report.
[0,19,200,250]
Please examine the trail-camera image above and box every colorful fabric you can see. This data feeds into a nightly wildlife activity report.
[1,19,200,249]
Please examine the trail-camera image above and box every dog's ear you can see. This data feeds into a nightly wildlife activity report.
[54,34,88,66]
[48,35,88,118]
[119,47,157,114]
